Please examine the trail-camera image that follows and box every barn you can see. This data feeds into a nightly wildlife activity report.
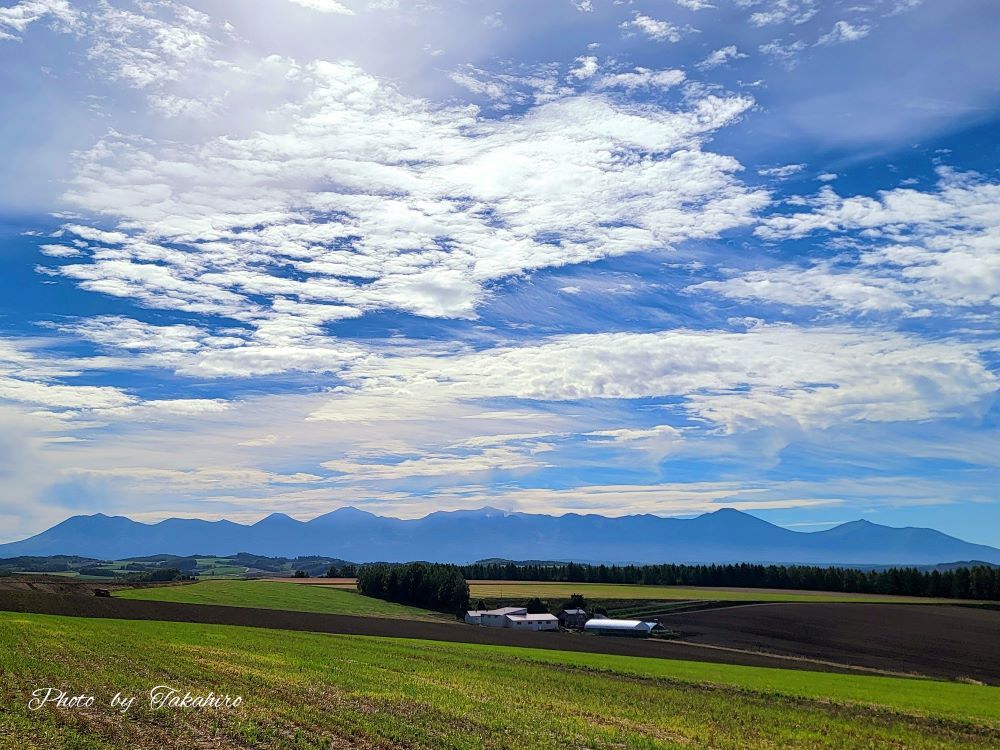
[583,618,663,637]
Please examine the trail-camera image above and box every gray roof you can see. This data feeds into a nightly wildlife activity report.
[507,613,558,622]
[481,607,527,616]
[560,609,587,615]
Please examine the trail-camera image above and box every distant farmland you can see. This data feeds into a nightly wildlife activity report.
[117,580,444,620]
[466,581,978,604]
[2,612,998,749]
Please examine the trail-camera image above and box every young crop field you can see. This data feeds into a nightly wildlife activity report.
[116,579,445,620]
[1,612,997,750]
[467,580,972,604]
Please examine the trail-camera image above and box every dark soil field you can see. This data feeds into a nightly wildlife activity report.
[4,588,999,683]
[0,589,880,676]
[662,602,1000,685]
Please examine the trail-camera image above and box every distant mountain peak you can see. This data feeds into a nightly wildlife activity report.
[2,506,998,565]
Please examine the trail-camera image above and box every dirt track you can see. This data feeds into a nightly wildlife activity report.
[662,602,1000,684]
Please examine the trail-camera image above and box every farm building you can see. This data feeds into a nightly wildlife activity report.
[583,618,664,638]
[465,606,525,625]
[465,607,558,630]
[506,613,559,631]
[464,609,490,624]
[557,608,589,629]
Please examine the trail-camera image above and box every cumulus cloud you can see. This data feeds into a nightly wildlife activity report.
[703,169,1000,311]
[595,67,685,90]
[52,59,764,351]
[568,55,599,80]
[758,163,805,178]
[620,13,682,42]
[85,1,218,94]
[312,324,996,433]
[759,38,806,69]
[738,0,818,27]
[816,21,872,46]
[696,45,747,70]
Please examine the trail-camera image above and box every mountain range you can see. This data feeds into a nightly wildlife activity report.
[2,507,999,565]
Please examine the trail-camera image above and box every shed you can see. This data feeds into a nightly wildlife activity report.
[464,610,489,625]
[557,608,589,629]
[583,618,662,637]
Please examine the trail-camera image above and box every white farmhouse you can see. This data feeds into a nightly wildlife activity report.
[464,606,558,631]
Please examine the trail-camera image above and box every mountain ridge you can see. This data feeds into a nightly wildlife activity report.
[2,507,998,565]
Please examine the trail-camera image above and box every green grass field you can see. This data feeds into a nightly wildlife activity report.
[0,612,996,749]
[116,579,444,620]
[468,581,970,604]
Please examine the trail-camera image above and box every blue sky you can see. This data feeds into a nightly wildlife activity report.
[0,0,998,545]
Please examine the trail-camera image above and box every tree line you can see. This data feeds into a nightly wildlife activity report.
[356,562,470,613]
[459,561,1000,601]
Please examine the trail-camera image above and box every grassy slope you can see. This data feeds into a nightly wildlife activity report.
[0,613,997,750]
[115,579,443,620]
[468,581,969,603]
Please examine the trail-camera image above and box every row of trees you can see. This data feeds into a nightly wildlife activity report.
[357,562,470,613]
[459,561,1000,601]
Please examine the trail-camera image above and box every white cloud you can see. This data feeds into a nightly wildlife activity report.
[0,0,79,41]
[312,324,996,433]
[759,38,806,69]
[696,45,747,71]
[569,55,599,80]
[703,169,1000,312]
[572,0,594,11]
[690,263,912,313]
[738,0,818,27]
[86,2,217,91]
[449,69,510,100]
[286,0,356,14]
[53,60,764,344]
[586,424,683,445]
[676,0,714,10]
[758,163,805,178]
[39,244,82,258]
[620,13,681,43]
[817,172,838,182]
[70,466,323,491]
[816,21,872,46]
[322,445,550,480]
[595,67,685,90]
